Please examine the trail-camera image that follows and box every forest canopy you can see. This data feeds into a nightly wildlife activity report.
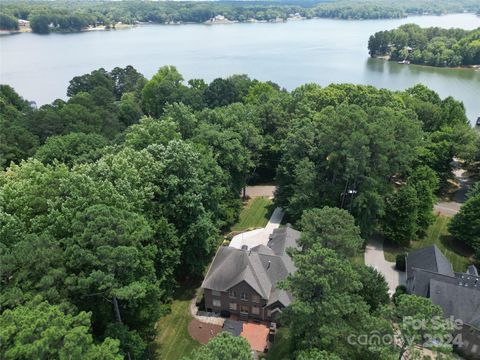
[1,65,479,359]
[368,24,480,67]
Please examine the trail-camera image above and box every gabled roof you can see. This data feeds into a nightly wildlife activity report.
[202,225,301,307]
[407,268,459,296]
[406,245,454,280]
[429,278,480,329]
[406,245,480,332]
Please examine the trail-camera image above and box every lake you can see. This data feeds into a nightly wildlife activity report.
[1,13,479,125]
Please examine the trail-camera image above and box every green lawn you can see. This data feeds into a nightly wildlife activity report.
[383,215,474,272]
[152,283,201,360]
[231,197,273,232]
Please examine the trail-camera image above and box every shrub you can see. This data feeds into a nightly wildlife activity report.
[395,253,406,271]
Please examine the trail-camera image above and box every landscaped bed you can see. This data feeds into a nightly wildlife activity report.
[188,319,223,344]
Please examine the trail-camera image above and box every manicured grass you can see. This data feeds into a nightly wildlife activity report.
[152,283,201,360]
[231,197,273,232]
[383,215,474,272]
[265,328,293,360]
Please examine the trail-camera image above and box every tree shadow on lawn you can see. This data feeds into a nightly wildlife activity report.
[439,234,474,259]
[174,277,203,301]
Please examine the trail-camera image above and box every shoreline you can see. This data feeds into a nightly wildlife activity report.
[372,57,480,71]
[2,12,478,36]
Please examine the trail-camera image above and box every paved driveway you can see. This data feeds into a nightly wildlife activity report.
[230,207,284,249]
[364,237,405,295]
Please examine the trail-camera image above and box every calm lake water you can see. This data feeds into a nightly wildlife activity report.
[1,13,479,124]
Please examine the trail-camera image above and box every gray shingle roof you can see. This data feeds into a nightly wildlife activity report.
[406,245,480,334]
[406,245,454,281]
[429,278,480,328]
[202,225,301,307]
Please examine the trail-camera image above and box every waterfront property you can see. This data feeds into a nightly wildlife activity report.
[406,245,480,359]
[201,226,300,322]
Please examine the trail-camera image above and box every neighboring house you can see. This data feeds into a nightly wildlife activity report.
[406,245,480,359]
[202,225,300,321]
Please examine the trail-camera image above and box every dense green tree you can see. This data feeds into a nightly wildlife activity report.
[118,92,143,127]
[67,68,114,97]
[299,207,363,257]
[408,166,439,232]
[29,13,51,34]
[276,95,422,234]
[296,349,341,360]
[124,116,180,150]
[0,14,19,30]
[0,298,122,360]
[182,332,252,360]
[369,24,480,67]
[35,132,108,167]
[448,192,480,259]
[281,245,395,359]
[383,294,454,358]
[354,264,390,312]
[382,185,419,246]
[141,66,189,117]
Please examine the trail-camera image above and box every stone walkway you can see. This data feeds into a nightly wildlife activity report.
[189,299,225,326]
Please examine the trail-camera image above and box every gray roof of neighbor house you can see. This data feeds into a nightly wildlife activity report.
[202,226,301,308]
[407,268,459,296]
[406,245,454,281]
[406,245,480,333]
[429,278,480,330]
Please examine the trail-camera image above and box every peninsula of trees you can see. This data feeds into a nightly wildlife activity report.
[1,0,480,33]
[1,66,479,358]
[368,24,480,67]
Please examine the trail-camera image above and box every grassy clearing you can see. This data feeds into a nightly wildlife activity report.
[231,197,273,232]
[383,215,474,272]
[152,282,201,360]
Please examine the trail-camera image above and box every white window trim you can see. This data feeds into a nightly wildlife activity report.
[212,299,221,307]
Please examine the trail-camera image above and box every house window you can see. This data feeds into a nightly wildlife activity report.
[212,299,221,307]
[240,292,248,301]
[229,302,237,311]
[211,290,221,296]
[266,309,271,317]
[252,294,260,303]
[251,306,260,315]
[229,290,236,298]
[240,305,249,314]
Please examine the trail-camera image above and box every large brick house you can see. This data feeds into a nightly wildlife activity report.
[201,226,300,321]
[406,245,480,359]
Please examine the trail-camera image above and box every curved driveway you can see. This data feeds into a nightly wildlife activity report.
[364,238,406,295]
